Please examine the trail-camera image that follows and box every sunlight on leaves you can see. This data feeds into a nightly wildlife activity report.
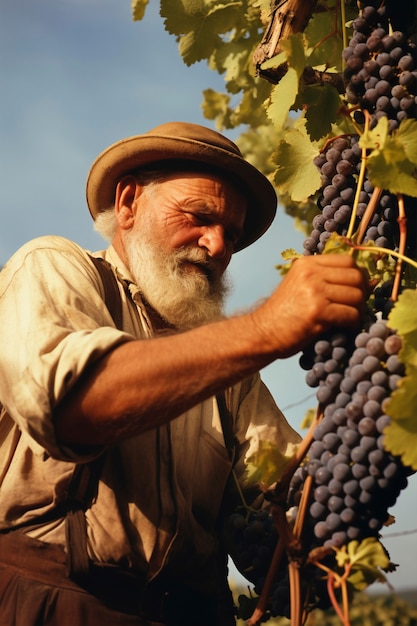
[359,118,417,197]
[335,538,390,590]
[383,292,417,470]
[131,0,149,21]
[245,440,297,488]
[271,117,321,200]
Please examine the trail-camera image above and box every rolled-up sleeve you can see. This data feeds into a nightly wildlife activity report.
[0,236,134,460]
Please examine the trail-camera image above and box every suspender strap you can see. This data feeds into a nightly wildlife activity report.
[216,392,235,461]
[65,255,124,582]
[88,255,123,329]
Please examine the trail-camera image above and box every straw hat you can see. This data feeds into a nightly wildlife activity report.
[86,121,277,252]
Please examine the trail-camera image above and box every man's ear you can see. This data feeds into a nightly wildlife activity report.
[115,175,142,229]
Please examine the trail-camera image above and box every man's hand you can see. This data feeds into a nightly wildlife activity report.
[252,254,369,359]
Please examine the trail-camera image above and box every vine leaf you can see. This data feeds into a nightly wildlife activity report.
[160,0,244,66]
[267,68,299,130]
[384,290,417,470]
[131,0,149,21]
[300,83,342,141]
[335,538,391,590]
[303,3,347,72]
[271,117,321,201]
[265,35,306,130]
[244,440,298,488]
[359,117,417,197]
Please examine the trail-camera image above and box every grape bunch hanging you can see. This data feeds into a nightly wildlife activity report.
[228,1,417,624]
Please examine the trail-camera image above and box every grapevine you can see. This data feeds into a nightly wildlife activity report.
[130,1,417,624]
[224,2,417,625]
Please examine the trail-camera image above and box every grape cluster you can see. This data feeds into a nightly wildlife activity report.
[305,136,400,257]
[226,508,329,619]
[343,3,417,129]
[291,319,412,549]
[299,326,358,407]
[225,509,280,593]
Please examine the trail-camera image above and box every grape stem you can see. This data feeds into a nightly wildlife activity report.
[392,194,407,302]
[247,536,286,626]
[340,0,347,52]
[268,404,324,506]
[249,407,324,626]
[353,186,383,245]
[346,113,370,240]
[350,241,417,271]
[310,558,353,626]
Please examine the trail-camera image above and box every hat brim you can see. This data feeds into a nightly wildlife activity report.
[86,132,277,252]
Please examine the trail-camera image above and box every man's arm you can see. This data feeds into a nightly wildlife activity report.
[54,254,368,446]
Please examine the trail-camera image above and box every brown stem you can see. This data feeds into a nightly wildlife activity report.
[327,573,350,626]
[354,187,383,245]
[391,193,407,302]
[247,536,286,626]
[293,474,313,539]
[269,404,324,505]
[289,560,302,626]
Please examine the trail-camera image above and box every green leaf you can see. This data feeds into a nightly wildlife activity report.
[271,117,321,200]
[335,538,390,590]
[266,68,299,130]
[388,289,417,335]
[280,34,306,78]
[202,88,232,129]
[260,34,305,79]
[397,118,417,163]
[302,83,342,141]
[131,0,149,21]
[382,291,417,470]
[304,6,347,72]
[260,51,287,72]
[161,0,244,66]
[359,117,417,197]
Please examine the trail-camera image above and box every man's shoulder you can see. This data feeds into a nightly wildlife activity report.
[0,236,101,292]
[2,236,93,272]
[10,235,88,259]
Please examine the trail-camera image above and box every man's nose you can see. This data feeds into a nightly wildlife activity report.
[198,225,229,259]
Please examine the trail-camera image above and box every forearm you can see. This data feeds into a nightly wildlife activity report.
[54,253,368,447]
[54,311,276,446]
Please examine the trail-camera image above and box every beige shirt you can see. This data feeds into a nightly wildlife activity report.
[0,235,300,589]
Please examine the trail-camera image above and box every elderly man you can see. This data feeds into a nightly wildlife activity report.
[0,122,367,626]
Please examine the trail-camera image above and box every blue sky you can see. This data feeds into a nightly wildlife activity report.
[1,0,416,593]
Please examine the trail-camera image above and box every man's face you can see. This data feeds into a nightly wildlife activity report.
[121,171,247,329]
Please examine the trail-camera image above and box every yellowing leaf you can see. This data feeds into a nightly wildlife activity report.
[301,407,316,430]
[280,248,302,261]
[397,118,417,163]
[335,538,390,590]
[260,51,287,72]
[161,0,244,66]
[267,68,299,130]
[131,0,149,21]
[383,292,417,470]
[388,287,417,335]
[245,440,297,488]
[383,414,417,470]
[360,115,390,151]
[280,34,306,78]
[359,118,417,197]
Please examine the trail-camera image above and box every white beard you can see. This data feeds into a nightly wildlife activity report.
[123,230,230,330]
